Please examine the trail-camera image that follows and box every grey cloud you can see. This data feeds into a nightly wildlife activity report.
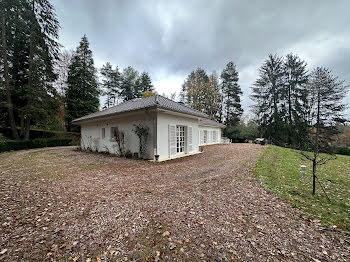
[52,0,350,114]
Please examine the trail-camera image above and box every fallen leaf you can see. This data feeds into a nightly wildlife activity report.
[163,231,170,237]
[0,249,8,255]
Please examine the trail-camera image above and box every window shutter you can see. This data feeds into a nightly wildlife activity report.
[187,126,193,152]
[168,125,176,157]
[200,130,204,145]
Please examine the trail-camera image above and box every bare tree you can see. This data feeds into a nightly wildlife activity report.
[54,49,73,96]
[300,67,348,197]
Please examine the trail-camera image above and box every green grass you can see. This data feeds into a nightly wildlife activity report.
[254,145,350,232]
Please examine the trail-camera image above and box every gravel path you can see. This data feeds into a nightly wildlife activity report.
[0,144,349,261]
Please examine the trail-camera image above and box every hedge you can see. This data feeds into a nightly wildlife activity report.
[0,138,72,153]
[336,147,350,156]
[0,127,80,145]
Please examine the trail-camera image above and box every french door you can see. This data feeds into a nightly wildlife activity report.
[176,126,185,154]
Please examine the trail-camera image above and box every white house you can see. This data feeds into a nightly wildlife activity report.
[73,95,225,161]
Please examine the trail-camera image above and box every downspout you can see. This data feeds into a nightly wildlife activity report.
[144,97,158,160]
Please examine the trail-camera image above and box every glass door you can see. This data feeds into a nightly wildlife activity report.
[176,126,185,154]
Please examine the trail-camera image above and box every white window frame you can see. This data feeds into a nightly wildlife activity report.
[203,130,208,144]
[176,125,185,154]
[212,130,217,143]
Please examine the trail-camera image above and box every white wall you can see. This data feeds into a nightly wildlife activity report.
[80,112,154,159]
[198,126,222,146]
[156,112,200,160]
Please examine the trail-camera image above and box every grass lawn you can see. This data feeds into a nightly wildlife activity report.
[254,145,350,233]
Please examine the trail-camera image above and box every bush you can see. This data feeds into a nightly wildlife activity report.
[0,127,80,145]
[336,146,350,156]
[0,138,72,153]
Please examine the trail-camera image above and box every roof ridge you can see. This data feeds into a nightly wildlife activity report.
[157,94,209,118]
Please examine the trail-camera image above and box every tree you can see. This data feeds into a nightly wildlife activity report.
[142,90,156,98]
[54,49,72,96]
[183,68,209,111]
[251,54,284,143]
[337,126,350,147]
[65,35,100,130]
[0,0,20,139]
[300,67,348,195]
[137,72,154,94]
[220,62,243,126]
[53,50,72,130]
[282,53,309,145]
[100,62,121,108]
[21,0,60,139]
[205,72,221,119]
[120,66,139,101]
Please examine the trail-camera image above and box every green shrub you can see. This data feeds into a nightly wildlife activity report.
[336,147,350,156]
[0,127,80,145]
[0,138,72,153]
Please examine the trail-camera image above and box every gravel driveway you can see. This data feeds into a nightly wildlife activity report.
[0,144,349,261]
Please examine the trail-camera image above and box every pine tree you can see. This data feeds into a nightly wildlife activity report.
[300,67,348,195]
[137,72,154,93]
[101,62,121,108]
[220,62,243,126]
[65,35,100,130]
[282,53,309,145]
[22,0,60,139]
[120,66,139,101]
[0,0,21,139]
[251,54,284,143]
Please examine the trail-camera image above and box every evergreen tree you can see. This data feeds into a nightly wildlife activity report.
[137,72,154,94]
[65,35,100,130]
[282,53,309,145]
[251,54,284,143]
[120,66,139,101]
[220,62,243,126]
[300,67,348,195]
[23,0,61,139]
[101,62,121,108]
[0,0,61,139]
[0,0,22,139]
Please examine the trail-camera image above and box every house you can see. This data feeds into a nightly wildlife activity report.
[72,95,226,161]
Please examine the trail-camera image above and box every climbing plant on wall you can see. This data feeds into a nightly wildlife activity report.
[133,124,149,159]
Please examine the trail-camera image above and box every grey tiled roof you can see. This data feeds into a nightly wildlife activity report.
[199,118,226,128]
[72,95,209,123]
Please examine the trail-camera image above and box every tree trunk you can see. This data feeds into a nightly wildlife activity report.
[24,116,30,141]
[312,159,316,195]
[312,83,321,195]
[24,0,35,141]
[1,10,19,140]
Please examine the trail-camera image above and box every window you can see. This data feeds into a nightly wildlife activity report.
[102,128,105,139]
[176,125,185,154]
[213,131,217,143]
[203,130,208,144]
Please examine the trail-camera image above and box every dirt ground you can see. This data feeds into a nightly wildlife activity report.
[0,144,349,261]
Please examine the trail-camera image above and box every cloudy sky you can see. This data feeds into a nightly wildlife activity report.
[52,0,350,114]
